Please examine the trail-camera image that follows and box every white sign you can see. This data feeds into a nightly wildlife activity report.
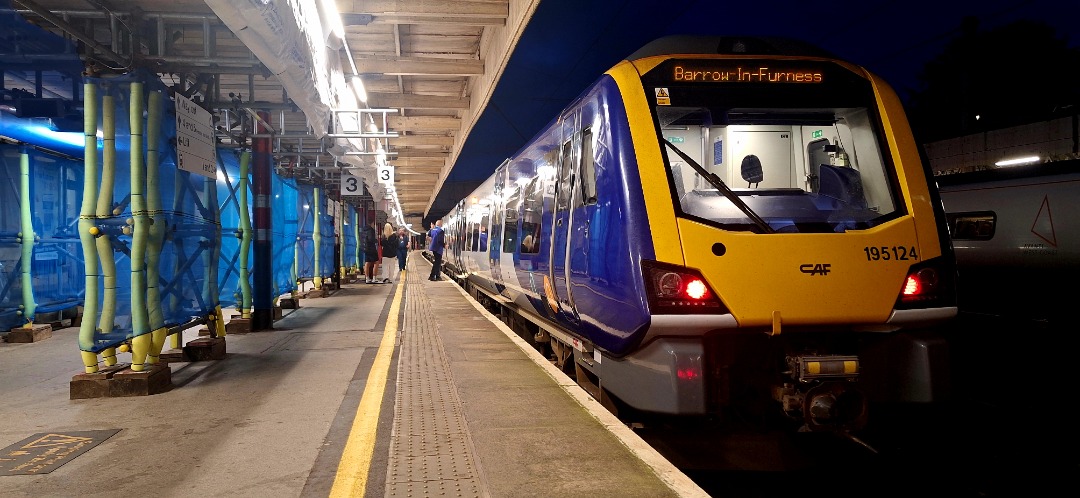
[174,93,218,179]
[341,170,363,196]
[377,164,394,185]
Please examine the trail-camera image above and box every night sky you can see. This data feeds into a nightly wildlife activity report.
[426,0,1080,221]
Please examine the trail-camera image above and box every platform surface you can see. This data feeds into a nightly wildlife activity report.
[0,253,704,497]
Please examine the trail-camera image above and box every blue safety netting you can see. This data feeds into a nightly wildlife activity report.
[293,183,336,281]
[0,145,85,331]
[273,176,299,295]
[294,184,316,280]
[343,203,358,269]
[318,200,335,278]
[214,148,246,309]
[78,72,220,353]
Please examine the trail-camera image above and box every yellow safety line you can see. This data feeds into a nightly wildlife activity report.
[329,280,404,497]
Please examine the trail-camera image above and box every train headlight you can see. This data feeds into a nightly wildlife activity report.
[642,260,727,314]
[657,272,682,297]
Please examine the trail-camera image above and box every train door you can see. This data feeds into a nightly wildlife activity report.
[806,138,831,192]
[568,125,597,300]
[729,130,793,188]
[501,185,521,290]
[451,201,465,272]
[489,166,506,285]
[549,112,580,323]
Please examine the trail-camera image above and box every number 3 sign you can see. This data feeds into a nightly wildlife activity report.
[340,170,363,195]
[377,165,394,185]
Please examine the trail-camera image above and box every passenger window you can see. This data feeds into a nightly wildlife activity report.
[947,211,996,240]
[502,188,520,253]
[580,128,596,205]
[557,139,574,210]
[521,177,543,254]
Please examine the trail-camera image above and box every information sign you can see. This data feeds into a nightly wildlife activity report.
[174,93,218,179]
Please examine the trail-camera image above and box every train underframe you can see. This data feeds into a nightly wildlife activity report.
[454,269,950,439]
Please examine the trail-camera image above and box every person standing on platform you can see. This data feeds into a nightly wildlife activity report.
[428,220,445,281]
[397,226,409,275]
[379,222,399,283]
[363,220,380,284]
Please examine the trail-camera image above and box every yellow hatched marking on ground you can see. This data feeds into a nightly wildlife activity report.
[329,280,404,497]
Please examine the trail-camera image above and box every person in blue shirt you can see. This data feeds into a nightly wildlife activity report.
[428,220,445,281]
[396,226,409,274]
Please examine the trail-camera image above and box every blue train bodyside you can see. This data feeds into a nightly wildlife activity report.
[446,76,655,355]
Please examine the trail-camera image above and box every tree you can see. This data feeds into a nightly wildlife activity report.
[907,18,1080,143]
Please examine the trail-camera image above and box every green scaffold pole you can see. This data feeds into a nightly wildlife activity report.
[17,147,37,327]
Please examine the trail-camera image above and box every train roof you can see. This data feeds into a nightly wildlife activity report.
[626,35,838,61]
[934,158,1080,186]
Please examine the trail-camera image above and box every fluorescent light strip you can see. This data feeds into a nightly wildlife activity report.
[995,156,1040,167]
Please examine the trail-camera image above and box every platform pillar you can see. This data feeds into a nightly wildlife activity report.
[251,110,274,331]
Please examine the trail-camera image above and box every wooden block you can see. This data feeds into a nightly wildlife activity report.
[69,364,131,400]
[183,337,226,361]
[159,348,185,363]
[280,298,300,309]
[109,364,172,397]
[225,318,251,334]
[6,324,53,343]
[273,306,283,321]
[72,306,84,327]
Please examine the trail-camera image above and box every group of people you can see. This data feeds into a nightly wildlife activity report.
[363,221,409,284]
[357,218,448,284]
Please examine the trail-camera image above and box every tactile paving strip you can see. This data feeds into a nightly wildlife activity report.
[385,263,486,498]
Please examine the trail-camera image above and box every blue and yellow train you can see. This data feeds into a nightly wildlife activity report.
[435,36,957,435]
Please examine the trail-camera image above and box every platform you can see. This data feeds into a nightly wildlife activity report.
[0,253,705,497]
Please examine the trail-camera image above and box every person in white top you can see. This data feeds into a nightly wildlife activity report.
[379,222,399,283]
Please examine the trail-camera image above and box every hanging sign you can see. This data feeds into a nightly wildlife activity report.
[377,164,394,185]
[341,169,363,196]
[174,93,218,179]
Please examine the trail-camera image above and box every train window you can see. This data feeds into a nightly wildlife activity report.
[644,58,902,233]
[580,128,597,205]
[521,177,543,254]
[557,139,574,210]
[502,187,520,253]
[479,213,490,251]
[947,211,996,240]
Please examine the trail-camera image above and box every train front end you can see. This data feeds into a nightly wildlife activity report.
[605,39,957,433]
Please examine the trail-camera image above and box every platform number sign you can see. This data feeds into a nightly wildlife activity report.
[174,93,218,179]
[341,170,363,196]
[378,165,394,185]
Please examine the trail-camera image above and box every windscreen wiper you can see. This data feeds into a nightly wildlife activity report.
[662,138,775,234]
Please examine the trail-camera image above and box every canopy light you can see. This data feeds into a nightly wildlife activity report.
[995,156,1039,167]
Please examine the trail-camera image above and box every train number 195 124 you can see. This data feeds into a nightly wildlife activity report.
[863,246,918,261]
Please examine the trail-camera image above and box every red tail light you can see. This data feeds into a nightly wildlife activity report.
[642,260,728,314]
[895,258,956,309]
[902,268,937,296]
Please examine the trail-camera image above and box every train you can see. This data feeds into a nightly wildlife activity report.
[429,35,958,436]
[937,160,1080,323]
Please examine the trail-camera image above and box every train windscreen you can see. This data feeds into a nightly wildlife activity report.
[641,59,902,233]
